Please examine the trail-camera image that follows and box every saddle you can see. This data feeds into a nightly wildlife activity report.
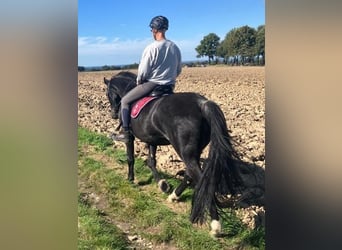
[150,84,174,97]
[131,84,174,119]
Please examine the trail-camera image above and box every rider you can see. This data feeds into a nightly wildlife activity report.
[113,15,182,142]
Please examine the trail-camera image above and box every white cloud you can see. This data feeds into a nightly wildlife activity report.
[78,37,90,47]
[78,36,151,56]
[94,36,107,43]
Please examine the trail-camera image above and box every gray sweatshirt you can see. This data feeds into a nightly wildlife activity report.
[137,39,182,85]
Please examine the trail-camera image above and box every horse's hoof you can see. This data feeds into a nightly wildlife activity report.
[209,220,221,237]
[175,169,186,177]
[158,179,171,193]
[167,190,180,203]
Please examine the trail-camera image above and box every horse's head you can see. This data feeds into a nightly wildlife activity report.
[103,71,137,119]
[104,77,121,119]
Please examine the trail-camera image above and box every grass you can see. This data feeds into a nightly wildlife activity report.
[78,126,113,151]
[78,194,129,250]
[78,126,265,250]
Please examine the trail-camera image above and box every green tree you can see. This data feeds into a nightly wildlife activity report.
[218,28,239,64]
[195,33,220,63]
[255,25,265,65]
[216,42,227,63]
[234,25,256,64]
[102,65,110,71]
[220,26,257,65]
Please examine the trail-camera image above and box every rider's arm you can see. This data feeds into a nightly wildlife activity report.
[176,46,182,77]
[137,45,153,84]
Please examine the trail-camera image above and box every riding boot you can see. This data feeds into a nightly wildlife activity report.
[112,108,131,143]
[121,108,130,128]
[112,128,131,143]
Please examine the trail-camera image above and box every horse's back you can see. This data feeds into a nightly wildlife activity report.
[131,92,210,148]
[154,92,206,115]
[134,92,206,120]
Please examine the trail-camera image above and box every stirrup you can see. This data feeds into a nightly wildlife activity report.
[111,130,131,143]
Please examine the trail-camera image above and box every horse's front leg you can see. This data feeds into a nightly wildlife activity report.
[147,145,170,193]
[125,137,135,182]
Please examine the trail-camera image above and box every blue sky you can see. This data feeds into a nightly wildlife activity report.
[78,0,265,66]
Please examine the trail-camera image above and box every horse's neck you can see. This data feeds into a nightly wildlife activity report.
[120,82,135,97]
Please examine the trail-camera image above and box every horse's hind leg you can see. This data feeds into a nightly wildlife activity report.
[167,174,191,202]
[147,145,170,193]
[172,155,221,236]
[167,157,200,202]
[209,202,221,237]
[168,172,222,237]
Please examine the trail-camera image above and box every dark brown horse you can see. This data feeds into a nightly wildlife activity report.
[104,71,243,236]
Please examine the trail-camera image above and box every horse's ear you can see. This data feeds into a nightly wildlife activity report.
[104,77,110,86]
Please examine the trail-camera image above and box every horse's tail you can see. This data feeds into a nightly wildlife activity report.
[190,100,242,224]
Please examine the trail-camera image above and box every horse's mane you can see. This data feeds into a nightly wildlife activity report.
[110,71,137,91]
[119,71,136,78]
[111,71,136,81]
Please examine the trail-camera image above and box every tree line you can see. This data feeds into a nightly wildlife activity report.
[78,63,139,72]
[195,25,265,65]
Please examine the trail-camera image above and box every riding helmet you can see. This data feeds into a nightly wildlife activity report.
[149,15,169,31]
